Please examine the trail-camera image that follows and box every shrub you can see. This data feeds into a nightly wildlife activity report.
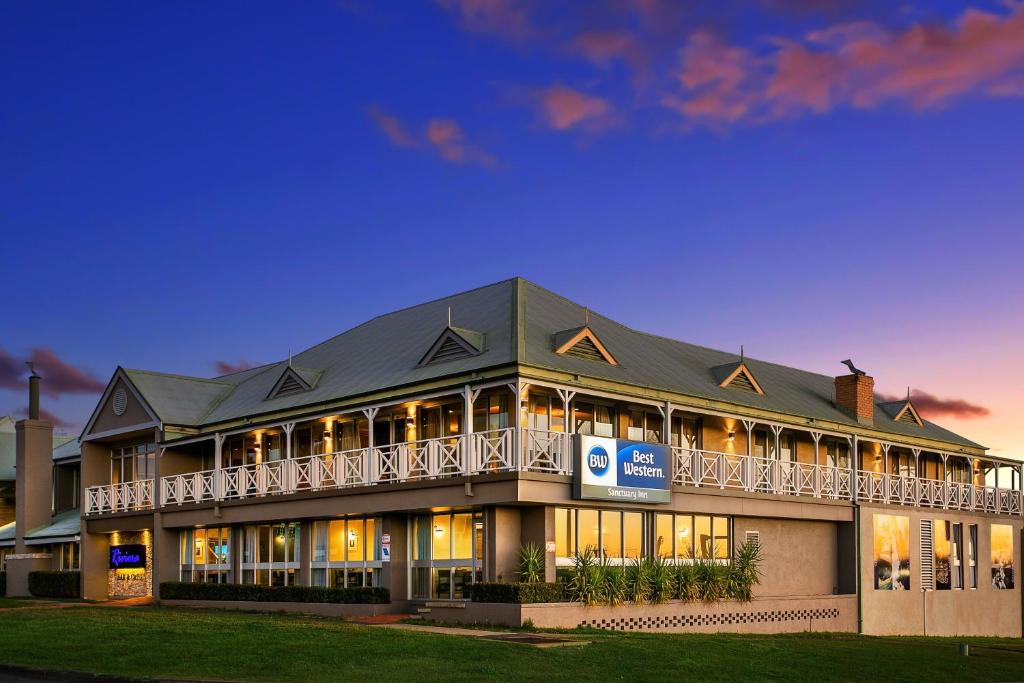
[565,546,602,606]
[625,556,652,604]
[517,542,545,583]
[28,571,80,599]
[726,540,763,602]
[674,562,698,602]
[0,571,6,596]
[647,555,675,604]
[159,582,389,604]
[597,560,627,606]
[469,582,565,603]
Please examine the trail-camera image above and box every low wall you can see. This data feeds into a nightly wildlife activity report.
[425,594,858,633]
[160,599,405,618]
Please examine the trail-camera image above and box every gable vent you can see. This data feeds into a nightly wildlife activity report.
[744,530,761,549]
[564,336,607,363]
[275,374,305,397]
[728,372,758,393]
[430,336,474,364]
[897,409,919,425]
[920,519,934,590]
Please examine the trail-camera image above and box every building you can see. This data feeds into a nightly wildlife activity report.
[18,279,1024,634]
[0,412,79,583]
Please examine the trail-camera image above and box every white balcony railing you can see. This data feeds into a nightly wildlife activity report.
[84,479,154,515]
[84,428,1022,517]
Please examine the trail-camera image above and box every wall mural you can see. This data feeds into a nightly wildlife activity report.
[991,524,1014,590]
[873,514,910,591]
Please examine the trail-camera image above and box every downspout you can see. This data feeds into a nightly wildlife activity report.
[855,505,863,634]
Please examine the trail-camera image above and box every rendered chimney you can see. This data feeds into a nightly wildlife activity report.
[15,365,54,554]
[834,366,874,426]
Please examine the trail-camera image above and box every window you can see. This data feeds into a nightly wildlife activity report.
[626,410,663,443]
[411,512,484,600]
[180,528,231,583]
[472,393,509,434]
[52,464,79,514]
[528,394,565,433]
[670,416,700,449]
[242,522,299,586]
[952,523,964,590]
[56,542,80,570]
[311,518,382,588]
[555,508,647,578]
[992,524,1014,589]
[653,513,731,561]
[0,547,8,571]
[573,402,614,438]
[934,520,952,590]
[968,524,978,589]
[334,418,369,452]
[824,439,850,469]
[111,442,156,484]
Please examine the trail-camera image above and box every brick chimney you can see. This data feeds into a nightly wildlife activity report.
[835,368,874,426]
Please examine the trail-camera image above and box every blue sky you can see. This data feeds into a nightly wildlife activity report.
[1,1,1022,455]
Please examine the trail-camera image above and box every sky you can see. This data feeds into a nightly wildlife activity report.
[1,1,1022,457]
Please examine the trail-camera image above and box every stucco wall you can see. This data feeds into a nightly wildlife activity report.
[733,517,842,597]
[859,504,1022,637]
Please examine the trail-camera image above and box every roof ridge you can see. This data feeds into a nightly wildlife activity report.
[211,360,280,380]
[123,368,234,386]
[196,362,285,423]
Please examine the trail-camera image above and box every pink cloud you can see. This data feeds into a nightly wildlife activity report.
[29,348,106,398]
[214,360,254,375]
[436,0,535,42]
[668,3,1024,126]
[878,389,991,421]
[536,85,614,132]
[368,105,419,148]
[16,406,75,429]
[367,106,496,167]
[0,347,25,392]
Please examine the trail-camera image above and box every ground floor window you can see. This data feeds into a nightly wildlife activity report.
[180,527,231,583]
[56,542,80,570]
[654,513,730,562]
[992,523,1014,589]
[0,547,8,571]
[410,511,483,600]
[242,522,299,586]
[555,507,644,566]
[311,517,382,588]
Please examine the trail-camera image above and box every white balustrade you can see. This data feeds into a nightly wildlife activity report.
[84,479,154,515]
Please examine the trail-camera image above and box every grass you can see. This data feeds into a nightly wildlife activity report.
[0,606,1021,682]
[0,598,49,609]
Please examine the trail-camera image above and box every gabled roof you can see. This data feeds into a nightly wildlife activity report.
[106,278,983,450]
[25,509,80,543]
[554,326,618,365]
[712,361,764,395]
[0,521,14,545]
[880,400,924,428]
[265,365,323,400]
[52,438,81,462]
[418,326,485,366]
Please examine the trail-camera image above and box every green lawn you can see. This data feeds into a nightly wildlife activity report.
[0,606,1021,682]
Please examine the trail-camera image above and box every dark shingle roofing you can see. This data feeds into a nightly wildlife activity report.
[115,278,982,450]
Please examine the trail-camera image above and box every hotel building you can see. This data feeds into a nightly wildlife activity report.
[9,279,1023,634]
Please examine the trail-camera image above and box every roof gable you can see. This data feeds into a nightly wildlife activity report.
[418,327,484,366]
[554,326,618,365]
[712,361,765,395]
[266,365,322,400]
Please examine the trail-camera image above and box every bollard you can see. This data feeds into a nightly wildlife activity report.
[959,643,970,657]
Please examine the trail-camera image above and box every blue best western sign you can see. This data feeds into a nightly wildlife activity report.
[574,435,671,503]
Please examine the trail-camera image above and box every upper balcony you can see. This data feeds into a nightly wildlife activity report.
[83,427,1023,517]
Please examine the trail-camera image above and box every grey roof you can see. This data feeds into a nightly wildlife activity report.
[114,278,983,450]
[25,509,80,542]
[0,521,14,545]
[52,438,81,461]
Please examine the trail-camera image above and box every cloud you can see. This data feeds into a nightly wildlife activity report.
[436,0,536,43]
[214,360,255,375]
[368,106,497,167]
[0,347,25,391]
[878,389,991,420]
[29,348,106,398]
[368,105,419,148]
[16,406,75,429]
[535,85,615,132]
[667,3,1024,126]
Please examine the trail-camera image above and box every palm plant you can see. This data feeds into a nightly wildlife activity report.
[598,557,628,606]
[647,555,674,604]
[726,540,763,602]
[694,556,726,603]
[566,546,602,606]
[517,542,545,583]
[674,561,698,602]
[625,556,653,604]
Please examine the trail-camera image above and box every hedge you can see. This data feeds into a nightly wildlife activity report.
[159,582,390,604]
[0,571,6,597]
[470,582,566,604]
[28,571,80,598]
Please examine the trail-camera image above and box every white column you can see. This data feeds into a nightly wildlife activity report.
[282,423,295,492]
[463,386,479,474]
[363,407,379,484]
[213,433,225,502]
[849,436,857,503]
[742,419,756,492]
[810,431,822,498]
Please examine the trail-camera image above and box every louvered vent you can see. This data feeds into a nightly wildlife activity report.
[275,374,305,397]
[920,519,934,591]
[565,336,607,363]
[728,372,758,393]
[897,408,919,425]
[428,336,474,364]
[745,530,761,548]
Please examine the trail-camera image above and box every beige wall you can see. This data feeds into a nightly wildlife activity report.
[734,517,841,598]
[89,378,153,436]
[859,504,1023,637]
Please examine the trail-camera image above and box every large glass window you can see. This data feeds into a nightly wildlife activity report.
[242,522,299,586]
[968,524,978,589]
[311,517,381,588]
[473,393,509,434]
[952,523,964,590]
[670,416,700,449]
[653,513,731,561]
[411,512,484,600]
[180,527,231,583]
[554,507,648,572]
[574,402,615,437]
[935,520,952,590]
[528,394,565,433]
[52,464,79,514]
[111,442,155,483]
[992,524,1014,589]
